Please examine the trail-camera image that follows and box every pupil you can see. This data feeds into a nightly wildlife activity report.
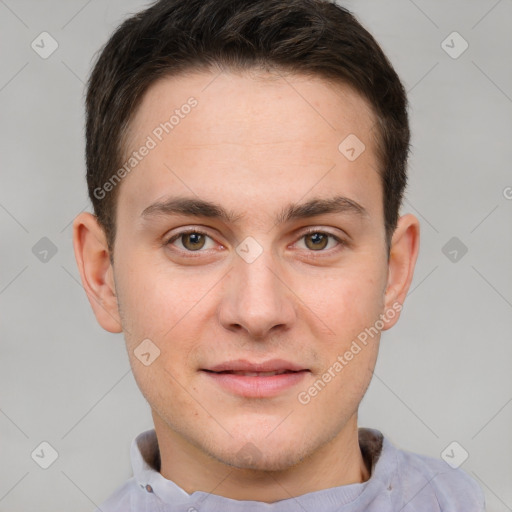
[306,233,328,250]
[184,233,205,250]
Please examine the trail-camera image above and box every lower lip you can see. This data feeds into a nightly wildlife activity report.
[202,370,309,398]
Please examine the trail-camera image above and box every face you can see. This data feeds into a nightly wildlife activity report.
[77,69,418,474]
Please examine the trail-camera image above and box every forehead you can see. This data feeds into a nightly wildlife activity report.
[118,70,381,222]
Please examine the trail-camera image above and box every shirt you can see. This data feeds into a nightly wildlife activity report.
[94,428,486,511]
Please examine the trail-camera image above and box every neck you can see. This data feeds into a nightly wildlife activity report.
[152,412,370,502]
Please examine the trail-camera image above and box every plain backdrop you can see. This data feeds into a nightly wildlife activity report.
[1,0,511,510]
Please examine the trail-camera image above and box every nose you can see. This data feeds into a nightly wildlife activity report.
[218,250,296,339]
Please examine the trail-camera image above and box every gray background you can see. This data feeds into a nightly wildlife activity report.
[1,0,511,510]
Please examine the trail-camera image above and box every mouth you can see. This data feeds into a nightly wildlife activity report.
[202,369,302,377]
[200,359,310,397]
[202,358,309,374]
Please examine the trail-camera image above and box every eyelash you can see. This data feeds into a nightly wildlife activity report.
[165,227,345,254]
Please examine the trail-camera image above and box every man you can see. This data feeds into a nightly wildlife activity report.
[72,0,485,510]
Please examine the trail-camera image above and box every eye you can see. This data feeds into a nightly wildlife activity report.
[296,231,341,251]
[166,229,342,254]
[167,230,216,251]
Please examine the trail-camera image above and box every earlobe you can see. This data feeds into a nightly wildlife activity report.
[72,212,123,333]
[382,213,420,330]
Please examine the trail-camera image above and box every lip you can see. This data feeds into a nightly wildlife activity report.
[204,358,307,373]
[201,359,310,398]
[202,370,309,398]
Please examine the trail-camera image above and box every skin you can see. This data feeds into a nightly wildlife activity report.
[73,69,420,502]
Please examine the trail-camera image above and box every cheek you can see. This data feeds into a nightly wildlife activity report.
[116,257,217,383]
[115,253,216,340]
[298,264,386,342]
[129,351,202,434]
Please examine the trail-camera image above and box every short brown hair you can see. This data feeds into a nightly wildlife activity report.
[86,0,410,258]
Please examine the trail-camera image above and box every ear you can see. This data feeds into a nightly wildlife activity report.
[381,213,420,331]
[72,212,122,333]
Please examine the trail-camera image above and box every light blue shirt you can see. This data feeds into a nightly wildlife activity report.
[95,428,485,511]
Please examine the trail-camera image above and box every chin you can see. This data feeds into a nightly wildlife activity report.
[226,447,305,472]
[208,432,314,472]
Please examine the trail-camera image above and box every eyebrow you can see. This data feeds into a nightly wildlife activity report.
[140,195,368,224]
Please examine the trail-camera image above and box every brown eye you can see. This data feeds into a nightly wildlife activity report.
[181,232,206,251]
[166,230,215,252]
[304,232,329,250]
